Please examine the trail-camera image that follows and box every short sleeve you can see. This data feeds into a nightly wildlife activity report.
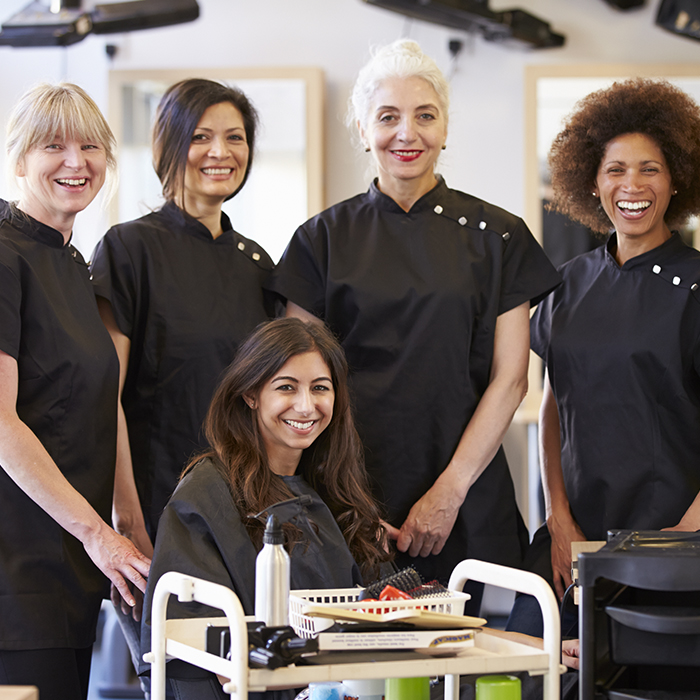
[498,218,561,315]
[90,231,138,338]
[0,259,22,359]
[266,225,328,318]
[530,290,555,361]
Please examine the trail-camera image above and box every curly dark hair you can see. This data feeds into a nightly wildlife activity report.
[548,78,700,234]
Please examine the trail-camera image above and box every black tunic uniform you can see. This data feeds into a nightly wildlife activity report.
[268,179,561,582]
[140,457,362,681]
[531,233,700,541]
[90,202,274,536]
[0,203,119,650]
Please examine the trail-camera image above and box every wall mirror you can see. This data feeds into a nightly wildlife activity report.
[109,67,324,262]
[525,64,700,252]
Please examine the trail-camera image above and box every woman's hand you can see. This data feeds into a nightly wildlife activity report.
[547,512,586,601]
[562,638,580,670]
[663,490,700,532]
[393,476,465,557]
[81,521,151,607]
[388,303,530,559]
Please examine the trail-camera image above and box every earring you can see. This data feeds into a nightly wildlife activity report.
[592,191,598,197]
[245,398,256,409]
[441,144,446,150]
[364,147,370,153]
[673,189,678,195]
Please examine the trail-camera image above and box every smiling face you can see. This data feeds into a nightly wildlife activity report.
[595,132,674,251]
[182,101,249,211]
[360,76,447,203]
[16,136,106,241]
[250,351,335,476]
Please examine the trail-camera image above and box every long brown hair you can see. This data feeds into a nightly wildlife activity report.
[194,318,391,580]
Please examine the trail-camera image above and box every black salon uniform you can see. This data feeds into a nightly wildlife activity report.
[0,202,118,650]
[140,457,362,686]
[531,232,700,541]
[268,179,561,583]
[90,202,274,536]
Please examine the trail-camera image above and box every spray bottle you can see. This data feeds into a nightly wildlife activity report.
[255,513,290,625]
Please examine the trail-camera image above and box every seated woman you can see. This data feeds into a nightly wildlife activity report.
[140,317,392,699]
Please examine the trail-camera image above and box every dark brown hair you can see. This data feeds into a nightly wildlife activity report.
[152,78,259,205]
[194,318,391,580]
[548,78,700,234]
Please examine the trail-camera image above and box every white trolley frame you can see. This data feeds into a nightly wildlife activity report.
[145,559,563,700]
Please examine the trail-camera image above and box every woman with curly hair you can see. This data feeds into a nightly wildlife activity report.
[508,78,700,636]
[140,317,391,699]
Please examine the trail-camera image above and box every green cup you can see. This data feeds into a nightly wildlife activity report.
[475,675,521,700]
[385,677,430,700]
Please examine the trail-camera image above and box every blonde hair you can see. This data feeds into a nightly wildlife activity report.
[6,82,117,200]
[348,39,450,135]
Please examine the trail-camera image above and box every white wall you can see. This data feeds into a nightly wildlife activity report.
[2,0,700,255]
[1,0,699,546]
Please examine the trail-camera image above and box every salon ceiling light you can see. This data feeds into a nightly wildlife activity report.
[0,0,200,47]
[362,0,565,49]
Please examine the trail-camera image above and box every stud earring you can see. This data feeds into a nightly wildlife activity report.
[245,398,256,409]
[364,146,370,153]
[592,191,598,197]
[673,189,678,195]
[441,144,447,150]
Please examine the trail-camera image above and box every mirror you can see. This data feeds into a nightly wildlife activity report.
[525,64,700,252]
[108,67,325,262]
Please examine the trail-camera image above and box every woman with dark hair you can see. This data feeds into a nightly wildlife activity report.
[268,40,561,610]
[0,83,149,700]
[508,78,700,637]
[141,317,391,699]
[90,78,274,563]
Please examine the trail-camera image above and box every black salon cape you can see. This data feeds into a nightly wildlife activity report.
[0,202,119,650]
[140,457,362,680]
[268,179,561,582]
[90,202,274,536]
[531,233,700,541]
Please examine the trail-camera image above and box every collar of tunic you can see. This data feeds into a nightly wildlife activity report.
[367,175,447,214]
[4,201,72,249]
[159,199,235,243]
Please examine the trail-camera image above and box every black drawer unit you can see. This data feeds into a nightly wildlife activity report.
[578,530,700,700]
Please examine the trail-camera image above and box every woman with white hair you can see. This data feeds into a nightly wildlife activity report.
[269,40,560,608]
[0,83,150,699]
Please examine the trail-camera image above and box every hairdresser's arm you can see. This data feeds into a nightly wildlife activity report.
[97,298,153,558]
[664,489,700,531]
[0,350,150,605]
[394,302,530,558]
[540,370,586,600]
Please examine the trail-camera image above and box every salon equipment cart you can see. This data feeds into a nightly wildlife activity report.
[145,559,564,700]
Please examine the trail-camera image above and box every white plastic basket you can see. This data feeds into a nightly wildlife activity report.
[289,587,470,638]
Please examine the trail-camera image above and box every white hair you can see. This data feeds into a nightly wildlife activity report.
[348,39,450,134]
